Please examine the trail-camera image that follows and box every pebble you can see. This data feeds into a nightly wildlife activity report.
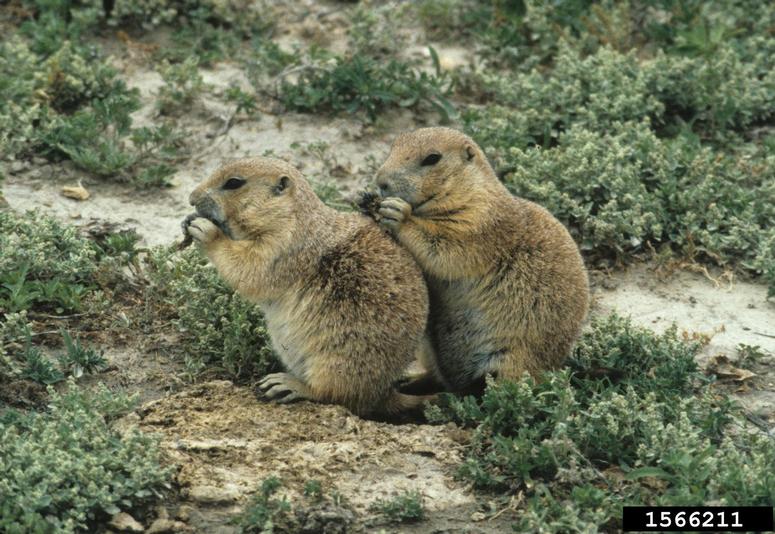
[10,160,27,174]
[146,518,192,533]
[186,485,242,503]
[108,512,144,532]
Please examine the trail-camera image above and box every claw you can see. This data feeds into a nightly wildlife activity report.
[258,373,286,389]
[264,383,293,399]
[257,372,309,404]
[275,391,303,403]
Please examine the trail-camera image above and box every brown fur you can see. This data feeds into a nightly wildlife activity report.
[375,127,590,391]
[184,157,431,417]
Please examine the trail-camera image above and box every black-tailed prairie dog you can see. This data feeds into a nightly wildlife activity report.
[183,157,431,417]
[373,127,589,392]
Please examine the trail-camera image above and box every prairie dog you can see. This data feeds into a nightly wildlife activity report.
[373,127,589,391]
[184,157,431,417]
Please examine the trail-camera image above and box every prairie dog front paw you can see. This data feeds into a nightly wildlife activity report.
[186,217,222,244]
[378,197,412,233]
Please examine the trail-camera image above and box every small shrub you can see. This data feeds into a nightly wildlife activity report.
[347,1,408,57]
[416,0,491,41]
[0,312,34,382]
[154,21,240,66]
[0,382,172,533]
[41,90,140,176]
[496,122,668,257]
[0,212,98,311]
[569,313,702,395]
[279,51,455,121]
[225,85,259,118]
[157,57,206,115]
[736,344,768,369]
[57,330,108,378]
[236,477,293,533]
[303,480,323,500]
[429,314,772,532]
[0,212,133,387]
[21,341,65,385]
[19,0,103,56]
[236,478,355,533]
[370,490,425,524]
[0,211,138,314]
[466,36,775,149]
[39,41,126,113]
[466,43,663,149]
[15,329,107,386]
[1,10,186,185]
[108,0,273,36]
[486,120,775,274]
[244,39,297,81]
[144,247,276,381]
[647,37,775,135]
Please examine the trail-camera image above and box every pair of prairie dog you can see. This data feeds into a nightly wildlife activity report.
[184,127,589,417]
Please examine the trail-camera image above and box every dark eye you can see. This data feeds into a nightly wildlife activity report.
[421,153,442,166]
[222,177,246,190]
[273,176,290,195]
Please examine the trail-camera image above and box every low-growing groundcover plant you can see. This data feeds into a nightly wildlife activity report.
[0,0,217,186]
[427,314,775,532]
[277,48,456,121]
[236,477,356,533]
[0,209,276,388]
[370,490,426,524]
[463,37,775,293]
[0,382,172,533]
[144,246,276,381]
[0,210,144,388]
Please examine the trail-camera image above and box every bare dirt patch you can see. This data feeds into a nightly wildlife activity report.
[593,264,775,422]
[121,380,510,533]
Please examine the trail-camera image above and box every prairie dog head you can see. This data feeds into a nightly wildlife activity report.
[189,157,313,241]
[374,127,492,208]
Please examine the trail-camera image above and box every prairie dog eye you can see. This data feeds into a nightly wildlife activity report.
[222,177,246,190]
[421,153,442,166]
[273,176,290,195]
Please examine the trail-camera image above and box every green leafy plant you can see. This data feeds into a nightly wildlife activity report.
[108,0,273,35]
[473,118,775,284]
[0,382,172,533]
[1,7,187,185]
[225,85,259,117]
[279,50,455,121]
[370,490,425,524]
[303,480,323,500]
[144,247,276,381]
[428,314,771,532]
[236,477,293,533]
[736,344,768,369]
[0,211,140,315]
[58,330,107,378]
[0,312,34,382]
[19,330,106,385]
[157,57,206,115]
[21,341,65,385]
[347,1,408,57]
[235,477,355,533]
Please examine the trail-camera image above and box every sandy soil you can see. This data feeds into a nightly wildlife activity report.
[117,380,512,533]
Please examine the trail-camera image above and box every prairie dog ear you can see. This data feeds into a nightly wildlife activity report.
[273,175,291,195]
[464,144,476,161]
